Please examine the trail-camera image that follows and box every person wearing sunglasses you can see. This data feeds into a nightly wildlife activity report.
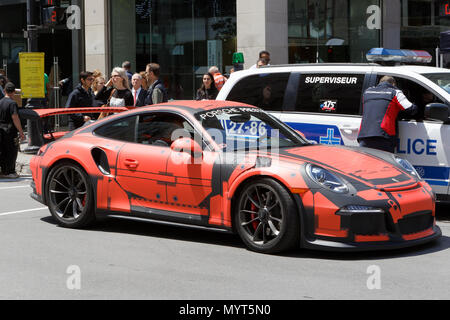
[95,67,134,109]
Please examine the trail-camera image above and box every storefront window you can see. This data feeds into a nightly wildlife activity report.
[288,0,380,63]
[0,3,27,87]
[111,0,236,100]
[0,0,84,110]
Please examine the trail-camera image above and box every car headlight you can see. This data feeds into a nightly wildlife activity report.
[395,156,421,179]
[306,164,349,193]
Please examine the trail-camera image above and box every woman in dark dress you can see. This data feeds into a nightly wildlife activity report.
[196,73,218,100]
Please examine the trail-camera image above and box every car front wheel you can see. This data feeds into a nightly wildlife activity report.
[234,178,300,254]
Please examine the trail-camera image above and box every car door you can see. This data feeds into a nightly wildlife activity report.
[93,114,142,213]
[163,113,221,223]
[165,148,219,219]
[115,113,175,214]
[397,120,450,198]
[279,72,369,146]
[382,74,450,198]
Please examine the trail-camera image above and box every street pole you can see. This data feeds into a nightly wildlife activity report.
[24,0,43,154]
[26,0,38,53]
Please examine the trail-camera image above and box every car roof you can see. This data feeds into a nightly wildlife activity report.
[136,100,257,114]
[390,65,450,74]
[228,63,450,76]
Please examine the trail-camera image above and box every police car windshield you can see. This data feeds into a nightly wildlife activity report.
[422,73,450,94]
[195,107,307,151]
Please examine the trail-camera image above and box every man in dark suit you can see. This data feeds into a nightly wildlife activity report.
[131,73,148,107]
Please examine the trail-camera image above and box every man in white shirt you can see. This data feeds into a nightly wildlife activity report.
[131,73,148,107]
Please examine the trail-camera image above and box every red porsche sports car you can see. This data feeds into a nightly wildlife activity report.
[30,100,441,253]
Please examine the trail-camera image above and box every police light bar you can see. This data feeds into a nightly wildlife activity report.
[366,48,432,64]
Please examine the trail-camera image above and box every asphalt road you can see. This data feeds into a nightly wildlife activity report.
[0,176,449,300]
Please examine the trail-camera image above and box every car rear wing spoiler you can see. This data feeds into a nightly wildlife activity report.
[18,106,132,120]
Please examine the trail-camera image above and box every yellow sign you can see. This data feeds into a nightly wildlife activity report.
[19,52,45,99]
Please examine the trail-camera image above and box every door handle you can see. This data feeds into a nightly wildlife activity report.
[124,159,139,169]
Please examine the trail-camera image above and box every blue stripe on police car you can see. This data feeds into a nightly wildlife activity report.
[286,122,343,145]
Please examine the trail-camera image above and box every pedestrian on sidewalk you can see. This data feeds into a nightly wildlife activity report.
[122,61,133,85]
[144,63,168,105]
[250,50,271,69]
[92,75,107,107]
[131,73,148,107]
[256,57,269,68]
[196,73,218,100]
[65,71,95,130]
[96,67,134,119]
[0,82,25,179]
[96,67,134,108]
[208,66,227,91]
[0,75,7,100]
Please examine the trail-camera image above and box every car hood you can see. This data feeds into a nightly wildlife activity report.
[280,145,417,191]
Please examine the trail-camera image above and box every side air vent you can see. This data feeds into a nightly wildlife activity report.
[91,148,111,175]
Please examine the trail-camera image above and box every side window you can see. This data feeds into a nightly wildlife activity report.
[136,113,194,147]
[94,116,138,142]
[296,73,365,115]
[226,73,290,111]
[376,75,444,120]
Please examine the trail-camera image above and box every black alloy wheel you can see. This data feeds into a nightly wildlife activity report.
[234,178,300,254]
[46,162,95,228]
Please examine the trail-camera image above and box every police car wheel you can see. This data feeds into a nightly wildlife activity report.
[46,162,95,228]
[234,178,300,254]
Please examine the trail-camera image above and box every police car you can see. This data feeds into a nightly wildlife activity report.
[217,48,450,202]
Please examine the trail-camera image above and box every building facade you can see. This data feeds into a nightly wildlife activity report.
[0,0,84,102]
[1,0,450,101]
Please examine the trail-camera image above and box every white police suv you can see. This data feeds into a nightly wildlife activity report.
[217,50,450,201]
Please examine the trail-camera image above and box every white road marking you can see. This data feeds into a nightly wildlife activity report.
[0,207,48,217]
[0,186,30,190]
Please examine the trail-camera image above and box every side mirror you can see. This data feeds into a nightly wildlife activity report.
[171,138,203,158]
[425,103,450,122]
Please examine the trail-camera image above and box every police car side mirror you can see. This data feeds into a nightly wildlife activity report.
[425,103,450,122]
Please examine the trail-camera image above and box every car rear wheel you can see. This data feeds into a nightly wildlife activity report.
[234,178,300,254]
[46,162,95,228]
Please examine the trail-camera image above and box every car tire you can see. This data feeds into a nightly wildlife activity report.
[45,162,96,228]
[234,178,300,254]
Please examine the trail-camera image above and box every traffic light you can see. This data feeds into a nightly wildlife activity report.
[40,0,65,27]
[40,0,61,7]
[42,7,65,26]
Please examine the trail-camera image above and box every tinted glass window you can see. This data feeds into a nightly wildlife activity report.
[226,73,290,111]
[377,75,444,121]
[136,113,194,147]
[95,116,138,142]
[296,73,365,115]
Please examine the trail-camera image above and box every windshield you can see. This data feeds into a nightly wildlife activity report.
[195,107,308,151]
[422,73,450,94]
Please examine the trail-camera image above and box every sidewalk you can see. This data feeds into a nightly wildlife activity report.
[16,141,34,177]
